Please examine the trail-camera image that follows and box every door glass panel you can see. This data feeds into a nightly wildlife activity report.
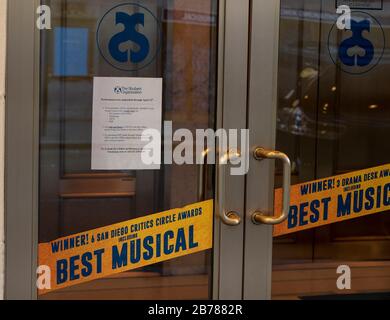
[273,0,390,299]
[39,0,218,300]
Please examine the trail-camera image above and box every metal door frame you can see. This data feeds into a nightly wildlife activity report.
[243,0,281,299]
[213,0,250,300]
[5,0,251,300]
[5,0,40,299]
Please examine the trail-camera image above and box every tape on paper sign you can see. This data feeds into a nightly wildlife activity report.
[38,200,213,294]
[274,164,390,237]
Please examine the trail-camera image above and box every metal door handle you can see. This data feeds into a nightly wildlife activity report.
[252,147,291,225]
[218,149,241,226]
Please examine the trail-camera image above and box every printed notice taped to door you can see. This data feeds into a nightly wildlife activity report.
[273,164,390,237]
[38,200,213,294]
[91,77,162,170]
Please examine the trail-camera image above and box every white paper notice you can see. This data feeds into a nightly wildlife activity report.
[91,77,162,170]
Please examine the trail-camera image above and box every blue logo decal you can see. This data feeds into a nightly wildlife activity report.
[339,19,374,67]
[97,3,161,72]
[328,11,385,75]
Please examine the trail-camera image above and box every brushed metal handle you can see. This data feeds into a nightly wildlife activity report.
[218,149,241,226]
[252,147,291,225]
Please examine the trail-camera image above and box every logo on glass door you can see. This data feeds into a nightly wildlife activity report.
[97,4,162,71]
[328,11,385,74]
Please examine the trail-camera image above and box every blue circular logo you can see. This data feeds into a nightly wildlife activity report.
[327,11,385,75]
[97,3,162,72]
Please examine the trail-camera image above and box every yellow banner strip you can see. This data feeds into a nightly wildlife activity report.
[274,164,390,237]
[38,200,214,294]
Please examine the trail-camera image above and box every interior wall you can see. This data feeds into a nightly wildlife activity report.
[0,0,7,300]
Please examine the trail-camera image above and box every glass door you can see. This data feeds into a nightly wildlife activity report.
[38,0,218,300]
[246,0,390,299]
[6,0,251,299]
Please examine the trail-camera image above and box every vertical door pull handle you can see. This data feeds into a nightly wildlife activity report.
[252,147,291,225]
[218,149,241,226]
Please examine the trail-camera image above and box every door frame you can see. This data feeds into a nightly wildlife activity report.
[243,0,281,299]
[213,0,250,300]
[5,0,40,299]
[5,0,251,300]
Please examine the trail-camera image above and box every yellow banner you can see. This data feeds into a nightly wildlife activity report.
[38,200,214,295]
[274,164,390,237]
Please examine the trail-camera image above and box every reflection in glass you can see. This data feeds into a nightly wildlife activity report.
[39,0,218,300]
[273,0,390,299]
